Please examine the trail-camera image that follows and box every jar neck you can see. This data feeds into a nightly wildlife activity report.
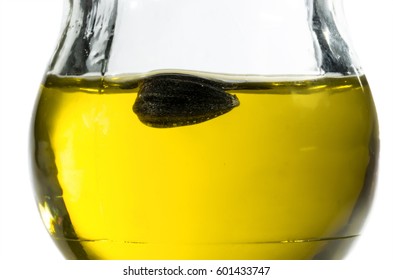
[49,0,118,75]
[307,0,357,74]
[48,0,360,77]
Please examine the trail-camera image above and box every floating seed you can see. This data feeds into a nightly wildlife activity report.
[132,73,240,128]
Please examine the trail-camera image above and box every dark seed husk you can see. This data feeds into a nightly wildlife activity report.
[132,73,240,128]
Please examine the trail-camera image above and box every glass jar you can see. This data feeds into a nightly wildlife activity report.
[30,0,379,259]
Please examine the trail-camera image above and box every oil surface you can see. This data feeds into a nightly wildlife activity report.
[31,72,379,259]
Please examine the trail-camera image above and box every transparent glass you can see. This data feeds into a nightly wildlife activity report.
[31,0,379,260]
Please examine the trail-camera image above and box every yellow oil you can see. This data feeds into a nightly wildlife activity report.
[31,72,379,259]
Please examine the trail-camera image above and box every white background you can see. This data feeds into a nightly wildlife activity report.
[0,0,392,279]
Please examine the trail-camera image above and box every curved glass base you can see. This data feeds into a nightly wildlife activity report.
[52,236,356,260]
